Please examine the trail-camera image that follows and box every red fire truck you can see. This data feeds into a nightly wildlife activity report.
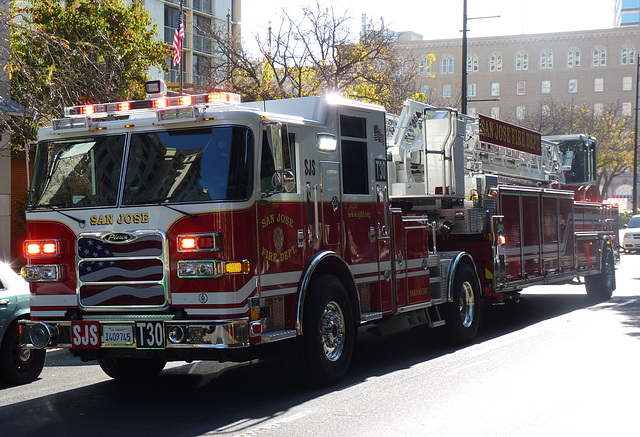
[19,83,617,385]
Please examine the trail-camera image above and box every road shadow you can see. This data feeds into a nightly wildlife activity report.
[0,291,618,437]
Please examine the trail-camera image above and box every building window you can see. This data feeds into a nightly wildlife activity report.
[468,83,477,97]
[467,54,479,73]
[516,106,525,120]
[621,46,636,65]
[593,103,604,117]
[592,46,607,66]
[567,49,581,68]
[443,84,452,98]
[420,85,429,97]
[623,76,633,91]
[515,51,529,71]
[468,107,477,117]
[490,107,500,119]
[489,53,502,72]
[491,82,500,97]
[541,104,551,117]
[517,81,526,95]
[623,102,633,116]
[540,50,553,69]
[419,59,432,75]
[541,80,551,94]
[594,78,604,92]
[568,79,578,94]
[442,56,454,74]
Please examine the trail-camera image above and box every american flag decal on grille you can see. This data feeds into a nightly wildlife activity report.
[77,232,168,310]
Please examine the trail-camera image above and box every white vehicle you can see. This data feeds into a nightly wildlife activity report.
[622,214,640,253]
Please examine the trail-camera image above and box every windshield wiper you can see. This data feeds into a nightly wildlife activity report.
[31,203,86,228]
[141,197,198,220]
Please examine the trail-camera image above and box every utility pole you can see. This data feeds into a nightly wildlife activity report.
[461,0,468,115]
[633,54,639,214]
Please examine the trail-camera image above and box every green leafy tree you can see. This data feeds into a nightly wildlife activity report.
[6,0,169,150]
[207,1,424,113]
[521,99,634,199]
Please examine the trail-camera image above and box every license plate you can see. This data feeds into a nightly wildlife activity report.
[135,321,165,349]
[103,325,133,346]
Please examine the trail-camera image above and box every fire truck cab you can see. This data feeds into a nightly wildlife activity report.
[18,85,617,386]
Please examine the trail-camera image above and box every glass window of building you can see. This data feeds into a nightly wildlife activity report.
[443,84,452,98]
[468,83,477,97]
[623,102,633,116]
[419,59,432,75]
[568,79,578,93]
[489,53,502,72]
[467,54,479,73]
[541,104,551,117]
[567,49,581,68]
[491,82,500,97]
[621,46,636,65]
[420,85,429,97]
[442,56,454,74]
[540,50,553,69]
[623,76,633,91]
[517,81,526,95]
[516,106,525,120]
[594,78,604,92]
[593,103,604,117]
[515,51,529,71]
[468,107,477,116]
[541,80,551,94]
[592,46,607,66]
[490,107,500,119]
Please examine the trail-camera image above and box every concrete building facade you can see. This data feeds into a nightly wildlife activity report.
[396,27,640,123]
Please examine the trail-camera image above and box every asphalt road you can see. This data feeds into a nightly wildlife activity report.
[1,255,639,437]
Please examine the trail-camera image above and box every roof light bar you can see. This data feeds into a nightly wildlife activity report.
[64,91,242,118]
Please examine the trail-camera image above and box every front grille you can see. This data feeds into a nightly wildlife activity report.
[77,231,169,310]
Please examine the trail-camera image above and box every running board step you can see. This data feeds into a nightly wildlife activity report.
[427,305,446,328]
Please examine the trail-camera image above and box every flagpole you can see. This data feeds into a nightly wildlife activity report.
[179,0,183,96]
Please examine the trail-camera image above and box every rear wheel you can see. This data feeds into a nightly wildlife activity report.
[98,356,166,381]
[0,322,46,385]
[443,263,481,345]
[585,246,615,301]
[298,275,355,387]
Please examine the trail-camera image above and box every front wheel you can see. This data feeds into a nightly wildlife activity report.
[0,322,46,385]
[299,275,355,387]
[98,356,166,381]
[443,263,481,345]
[585,246,616,301]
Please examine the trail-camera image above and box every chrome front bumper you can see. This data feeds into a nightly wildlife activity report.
[18,318,251,350]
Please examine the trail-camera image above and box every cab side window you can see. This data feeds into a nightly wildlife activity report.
[340,115,369,195]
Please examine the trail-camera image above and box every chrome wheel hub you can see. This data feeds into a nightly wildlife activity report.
[459,281,475,328]
[321,301,345,362]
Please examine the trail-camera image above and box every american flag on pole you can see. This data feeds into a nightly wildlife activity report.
[172,11,184,66]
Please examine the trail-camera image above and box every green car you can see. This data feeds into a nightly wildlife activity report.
[0,262,45,385]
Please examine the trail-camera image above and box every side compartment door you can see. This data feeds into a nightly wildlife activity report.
[320,161,341,248]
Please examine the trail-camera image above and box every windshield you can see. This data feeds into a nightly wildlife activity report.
[28,135,126,208]
[123,126,254,204]
[28,126,254,209]
[628,216,640,228]
[557,139,596,185]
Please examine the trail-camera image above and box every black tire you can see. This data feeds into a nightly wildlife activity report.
[98,356,166,381]
[585,246,616,301]
[443,263,481,345]
[298,275,355,387]
[0,322,46,385]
